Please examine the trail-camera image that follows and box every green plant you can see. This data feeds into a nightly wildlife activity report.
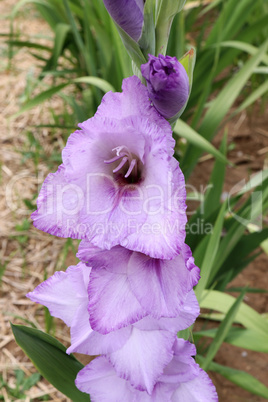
[0,369,40,400]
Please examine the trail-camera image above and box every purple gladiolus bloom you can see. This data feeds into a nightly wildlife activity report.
[77,240,200,334]
[27,261,200,393]
[103,0,144,41]
[76,339,218,401]
[141,54,189,120]
[31,76,187,260]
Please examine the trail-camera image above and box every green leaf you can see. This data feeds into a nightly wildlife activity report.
[200,290,268,335]
[206,0,257,46]
[51,23,70,69]
[211,41,268,65]
[5,40,51,51]
[62,0,90,75]
[230,80,268,118]
[12,83,69,118]
[155,0,186,55]
[186,134,227,250]
[189,14,268,113]
[11,0,52,18]
[179,48,196,93]
[227,287,268,294]
[210,179,268,282]
[182,38,268,177]
[109,21,133,81]
[138,0,155,56]
[216,228,268,287]
[116,24,147,69]
[235,170,268,196]
[196,356,268,399]
[200,288,246,371]
[22,373,40,391]
[200,0,223,15]
[74,77,115,93]
[173,119,229,164]
[195,201,227,301]
[195,327,268,353]
[11,324,89,401]
[15,369,25,386]
[203,132,227,218]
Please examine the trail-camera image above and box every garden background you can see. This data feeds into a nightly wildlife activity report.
[0,0,268,400]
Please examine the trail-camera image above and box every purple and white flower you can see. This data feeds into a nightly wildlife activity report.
[141,54,189,120]
[31,76,187,260]
[76,339,218,401]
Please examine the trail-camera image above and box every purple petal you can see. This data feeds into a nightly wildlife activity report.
[127,247,198,318]
[75,357,151,401]
[79,242,199,331]
[67,302,131,355]
[103,0,144,41]
[171,366,218,401]
[133,290,200,333]
[82,76,173,143]
[182,243,201,289]
[87,265,146,334]
[173,289,200,330]
[78,243,132,274]
[157,339,218,401]
[77,240,101,263]
[107,327,175,394]
[116,142,187,259]
[160,339,198,384]
[31,164,86,239]
[26,263,89,326]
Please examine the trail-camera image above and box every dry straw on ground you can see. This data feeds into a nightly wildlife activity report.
[0,1,76,400]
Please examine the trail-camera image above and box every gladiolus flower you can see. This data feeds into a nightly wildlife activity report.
[31,76,187,260]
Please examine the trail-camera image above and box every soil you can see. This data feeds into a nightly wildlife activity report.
[0,1,267,401]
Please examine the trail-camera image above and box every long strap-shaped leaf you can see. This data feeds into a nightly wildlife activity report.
[196,355,268,399]
[200,289,246,371]
[11,324,89,401]
[181,39,268,178]
[195,327,268,353]
[200,290,268,335]
[173,119,229,164]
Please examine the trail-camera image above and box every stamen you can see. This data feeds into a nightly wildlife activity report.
[104,145,140,181]
[104,154,127,164]
[113,156,128,173]
[125,159,137,178]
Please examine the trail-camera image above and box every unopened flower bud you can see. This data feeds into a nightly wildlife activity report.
[141,54,189,120]
[103,0,144,41]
